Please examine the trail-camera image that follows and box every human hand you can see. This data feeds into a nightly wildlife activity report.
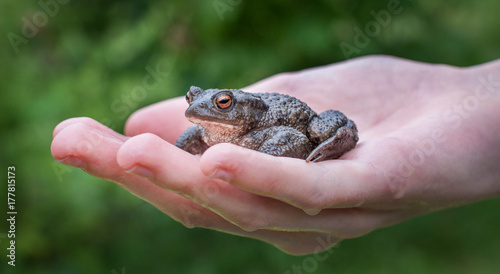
[51,56,500,254]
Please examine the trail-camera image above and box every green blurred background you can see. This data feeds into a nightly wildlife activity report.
[1,0,499,273]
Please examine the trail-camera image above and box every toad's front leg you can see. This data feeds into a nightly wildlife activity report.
[306,110,358,162]
[175,125,209,155]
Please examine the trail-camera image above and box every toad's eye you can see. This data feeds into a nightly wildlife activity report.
[185,92,191,104]
[215,94,232,109]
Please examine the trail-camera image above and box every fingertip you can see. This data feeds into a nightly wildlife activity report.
[198,143,229,176]
[199,143,262,178]
[116,133,164,171]
[50,135,64,161]
[52,117,97,138]
[123,99,174,136]
[50,122,89,160]
[124,108,149,137]
[52,118,130,162]
[124,97,189,141]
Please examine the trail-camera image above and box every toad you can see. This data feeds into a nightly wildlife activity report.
[175,86,358,162]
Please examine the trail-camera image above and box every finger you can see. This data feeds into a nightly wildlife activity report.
[52,121,219,223]
[52,120,335,251]
[117,134,302,232]
[199,143,385,214]
[117,133,271,231]
[52,117,127,141]
[116,135,399,235]
[52,118,345,254]
[52,121,241,226]
[124,97,192,143]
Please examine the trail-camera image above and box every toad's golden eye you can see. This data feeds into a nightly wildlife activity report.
[185,92,191,104]
[215,94,232,109]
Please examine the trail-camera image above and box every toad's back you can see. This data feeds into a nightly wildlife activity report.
[253,93,316,135]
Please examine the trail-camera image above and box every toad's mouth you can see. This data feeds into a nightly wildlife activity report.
[188,117,245,131]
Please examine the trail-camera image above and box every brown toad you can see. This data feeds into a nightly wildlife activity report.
[175,86,358,162]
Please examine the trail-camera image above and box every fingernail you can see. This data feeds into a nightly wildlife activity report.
[125,165,154,179]
[56,156,86,169]
[206,168,232,182]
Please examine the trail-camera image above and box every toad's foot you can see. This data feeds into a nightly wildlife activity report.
[306,120,358,162]
[175,125,209,155]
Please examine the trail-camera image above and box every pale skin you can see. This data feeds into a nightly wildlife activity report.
[51,56,500,255]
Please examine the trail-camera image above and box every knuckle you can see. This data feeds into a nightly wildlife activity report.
[176,203,212,229]
[187,181,222,206]
[367,137,413,201]
[384,175,409,201]
[379,165,411,202]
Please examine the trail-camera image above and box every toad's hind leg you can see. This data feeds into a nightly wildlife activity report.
[256,126,312,160]
[306,110,358,162]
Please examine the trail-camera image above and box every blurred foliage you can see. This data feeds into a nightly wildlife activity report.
[1,0,499,273]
